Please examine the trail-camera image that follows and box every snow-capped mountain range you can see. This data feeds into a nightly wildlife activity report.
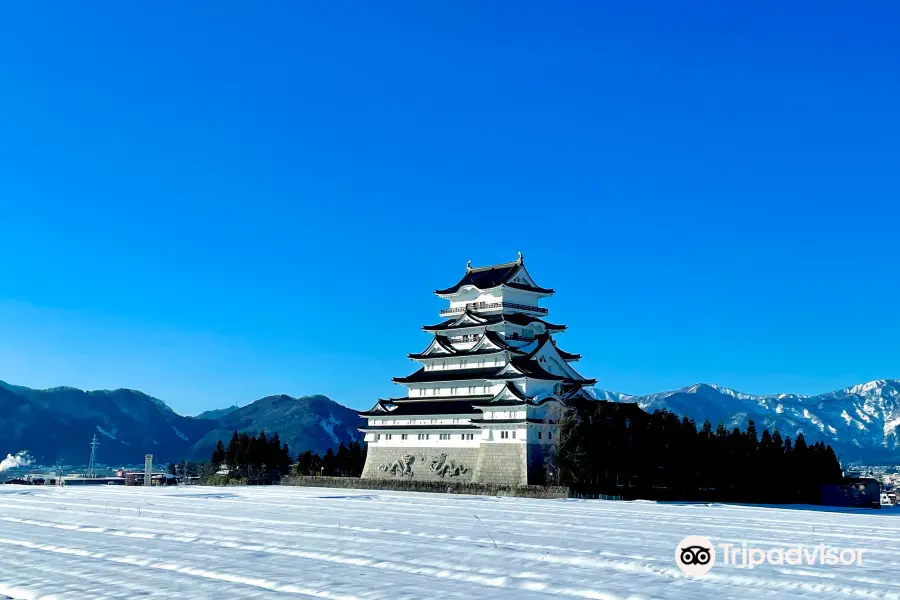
[595,379,900,463]
[4,376,898,465]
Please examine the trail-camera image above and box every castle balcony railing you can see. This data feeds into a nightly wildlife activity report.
[447,334,482,344]
[440,302,548,316]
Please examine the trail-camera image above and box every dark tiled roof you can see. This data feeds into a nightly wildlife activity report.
[503,313,565,330]
[408,347,509,360]
[407,332,519,360]
[434,261,553,295]
[507,357,567,381]
[393,358,592,385]
[423,312,566,332]
[505,282,554,294]
[393,367,501,384]
[360,400,480,417]
[555,347,581,361]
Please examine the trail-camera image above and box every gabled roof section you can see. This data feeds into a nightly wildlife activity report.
[492,381,533,403]
[408,336,457,360]
[501,313,566,332]
[409,332,520,360]
[408,345,509,361]
[359,400,398,416]
[523,333,580,361]
[423,311,566,333]
[475,330,523,354]
[506,357,568,380]
[525,335,593,381]
[434,255,554,296]
[471,382,565,408]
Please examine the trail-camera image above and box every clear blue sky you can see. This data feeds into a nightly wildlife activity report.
[1,2,897,414]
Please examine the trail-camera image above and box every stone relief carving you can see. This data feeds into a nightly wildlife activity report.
[378,454,416,477]
[430,453,468,478]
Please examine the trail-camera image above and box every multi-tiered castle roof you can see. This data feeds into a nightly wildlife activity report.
[359,254,594,429]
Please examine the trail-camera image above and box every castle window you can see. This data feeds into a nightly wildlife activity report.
[439,433,450,440]
[385,434,392,440]
[401,434,408,440]
[500,431,509,439]
[538,431,542,440]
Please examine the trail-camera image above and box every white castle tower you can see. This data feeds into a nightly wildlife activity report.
[359,254,595,485]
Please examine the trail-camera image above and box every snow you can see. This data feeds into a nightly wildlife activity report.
[841,410,853,425]
[320,416,341,445]
[0,486,898,599]
[96,425,116,440]
[847,380,887,396]
[170,425,189,442]
[628,380,900,460]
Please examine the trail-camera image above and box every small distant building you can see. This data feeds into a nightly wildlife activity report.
[60,476,126,486]
[822,478,881,508]
[117,470,170,485]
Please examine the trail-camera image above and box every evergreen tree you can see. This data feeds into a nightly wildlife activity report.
[746,420,758,452]
[280,443,292,473]
[772,429,784,459]
[211,440,226,467]
[226,431,240,468]
[322,448,336,476]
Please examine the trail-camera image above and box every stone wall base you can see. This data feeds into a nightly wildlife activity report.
[361,446,478,483]
[362,443,543,486]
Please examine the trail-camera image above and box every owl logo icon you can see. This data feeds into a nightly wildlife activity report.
[675,536,716,576]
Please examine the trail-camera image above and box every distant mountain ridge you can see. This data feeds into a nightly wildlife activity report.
[597,379,900,462]
[4,377,898,467]
[0,380,363,466]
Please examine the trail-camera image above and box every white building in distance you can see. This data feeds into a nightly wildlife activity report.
[359,254,595,485]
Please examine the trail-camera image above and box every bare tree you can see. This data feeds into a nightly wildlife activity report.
[541,400,580,486]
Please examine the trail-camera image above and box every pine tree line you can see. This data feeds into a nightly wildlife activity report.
[294,441,366,477]
[210,430,293,479]
[558,398,844,502]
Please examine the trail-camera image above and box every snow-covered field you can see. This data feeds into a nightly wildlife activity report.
[0,485,898,599]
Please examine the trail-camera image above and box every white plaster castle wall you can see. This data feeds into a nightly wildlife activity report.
[406,382,499,397]
[422,355,506,370]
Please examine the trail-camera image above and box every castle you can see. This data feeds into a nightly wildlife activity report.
[359,254,595,485]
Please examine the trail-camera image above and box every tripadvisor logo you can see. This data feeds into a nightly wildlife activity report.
[675,536,866,576]
[675,535,716,576]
